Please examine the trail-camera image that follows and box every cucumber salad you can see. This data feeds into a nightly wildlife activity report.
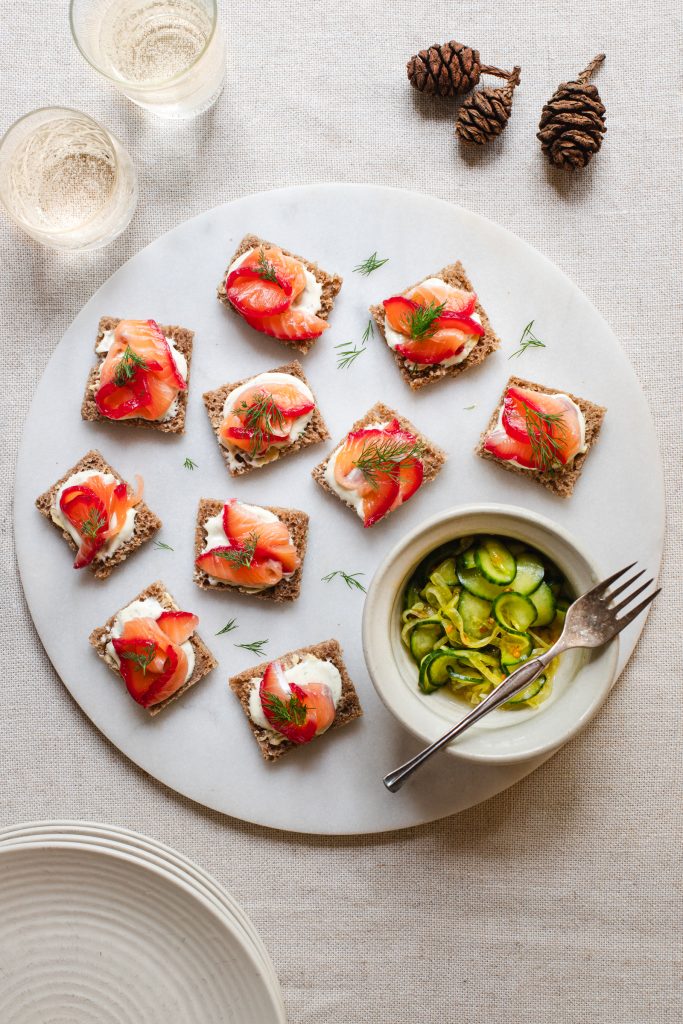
[401,535,573,709]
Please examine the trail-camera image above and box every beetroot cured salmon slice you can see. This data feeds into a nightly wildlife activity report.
[219,381,314,457]
[259,659,335,743]
[501,386,585,465]
[112,616,190,708]
[222,500,300,574]
[195,548,284,588]
[96,319,186,422]
[59,474,143,569]
[383,283,484,366]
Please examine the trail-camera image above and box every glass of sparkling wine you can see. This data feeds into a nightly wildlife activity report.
[0,107,137,251]
[70,0,225,118]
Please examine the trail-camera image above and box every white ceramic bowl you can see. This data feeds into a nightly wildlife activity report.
[362,503,619,764]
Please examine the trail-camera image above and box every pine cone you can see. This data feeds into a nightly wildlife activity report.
[537,55,607,169]
[456,67,521,145]
[407,41,482,96]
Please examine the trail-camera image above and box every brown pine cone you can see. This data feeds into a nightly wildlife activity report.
[456,67,521,145]
[537,55,607,169]
[407,41,482,96]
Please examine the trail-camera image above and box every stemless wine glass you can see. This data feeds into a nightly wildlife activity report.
[70,0,225,118]
[0,107,137,251]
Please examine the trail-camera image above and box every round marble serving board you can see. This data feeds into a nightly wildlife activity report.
[14,185,664,834]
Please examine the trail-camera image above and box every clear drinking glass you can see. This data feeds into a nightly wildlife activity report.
[70,0,225,118]
[0,107,137,251]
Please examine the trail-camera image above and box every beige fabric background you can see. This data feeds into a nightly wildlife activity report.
[1,2,682,1021]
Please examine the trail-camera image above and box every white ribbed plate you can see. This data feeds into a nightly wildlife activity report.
[0,840,283,1024]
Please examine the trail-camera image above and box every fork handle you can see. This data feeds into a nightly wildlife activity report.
[383,656,550,793]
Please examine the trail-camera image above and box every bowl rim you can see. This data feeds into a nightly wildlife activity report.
[362,501,620,765]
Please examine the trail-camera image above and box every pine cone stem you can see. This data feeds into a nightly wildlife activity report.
[578,53,606,84]
[478,63,513,80]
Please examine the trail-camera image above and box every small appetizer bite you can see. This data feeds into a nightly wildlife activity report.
[194,498,308,602]
[228,640,362,762]
[312,402,446,528]
[217,234,342,355]
[89,581,217,715]
[82,317,193,433]
[35,449,161,579]
[477,376,606,497]
[203,360,329,476]
[370,262,500,390]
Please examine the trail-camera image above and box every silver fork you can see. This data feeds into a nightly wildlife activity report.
[383,563,660,793]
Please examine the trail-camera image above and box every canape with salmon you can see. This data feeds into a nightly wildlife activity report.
[203,360,329,476]
[229,640,362,762]
[35,449,161,579]
[89,581,217,715]
[82,317,193,433]
[477,376,606,497]
[312,401,446,527]
[217,234,343,355]
[370,261,500,390]
[194,498,309,602]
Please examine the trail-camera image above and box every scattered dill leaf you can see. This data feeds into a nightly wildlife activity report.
[362,319,374,344]
[353,437,425,489]
[113,346,149,387]
[464,404,476,411]
[80,507,106,539]
[183,457,198,470]
[261,691,309,726]
[120,642,156,675]
[509,320,546,360]
[256,247,279,283]
[235,639,269,656]
[154,540,174,551]
[214,532,259,569]
[335,319,374,369]
[321,570,367,593]
[403,300,446,340]
[522,401,566,473]
[353,252,389,276]
[216,618,238,636]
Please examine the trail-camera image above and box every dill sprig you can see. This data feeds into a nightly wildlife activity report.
[261,691,309,727]
[353,251,389,276]
[120,641,156,675]
[183,457,198,470]
[216,618,238,636]
[321,570,367,593]
[235,639,269,656]
[154,540,174,551]
[335,320,373,370]
[353,437,425,488]
[215,532,259,569]
[509,320,546,360]
[523,401,567,473]
[464,404,476,411]
[80,506,106,539]
[239,390,286,456]
[403,301,446,340]
[113,346,149,387]
[256,247,279,283]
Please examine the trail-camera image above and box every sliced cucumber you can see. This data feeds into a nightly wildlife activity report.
[460,546,478,570]
[499,631,534,669]
[409,621,445,663]
[419,649,466,693]
[457,558,504,600]
[505,674,547,705]
[475,536,517,585]
[457,590,494,643]
[431,557,458,587]
[529,582,556,627]
[510,550,545,595]
[403,579,422,610]
[492,592,537,633]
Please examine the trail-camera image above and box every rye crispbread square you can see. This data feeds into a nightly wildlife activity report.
[476,375,607,498]
[311,402,447,526]
[89,580,217,716]
[369,261,500,390]
[193,498,309,602]
[217,233,343,355]
[203,360,329,477]
[81,316,193,434]
[35,449,161,580]
[228,639,362,762]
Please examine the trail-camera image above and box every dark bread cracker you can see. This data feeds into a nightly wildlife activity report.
[81,316,193,434]
[217,233,343,355]
[89,580,217,716]
[193,498,308,602]
[228,639,362,762]
[311,402,446,526]
[203,360,329,477]
[476,375,607,498]
[370,261,500,390]
[35,449,161,580]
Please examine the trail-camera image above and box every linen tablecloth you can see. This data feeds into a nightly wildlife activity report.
[1,2,681,1021]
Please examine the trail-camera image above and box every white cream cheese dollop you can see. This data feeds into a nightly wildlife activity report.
[228,248,323,316]
[51,469,136,562]
[491,393,587,471]
[104,597,195,684]
[95,328,187,422]
[220,371,315,470]
[383,279,482,369]
[201,502,296,591]
[248,654,342,745]
[323,420,394,520]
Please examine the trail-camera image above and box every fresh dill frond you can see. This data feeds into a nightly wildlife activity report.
[509,320,546,360]
[321,570,367,593]
[353,437,425,488]
[261,691,309,726]
[183,457,198,470]
[80,507,106,539]
[522,401,566,473]
[239,390,286,456]
[353,252,389,276]
[235,638,269,656]
[120,642,156,675]
[215,618,238,636]
[256,247,279,283]
[215,532,259,569]
[335,319,374,369]
[403,301,446,340]
[113,346,149,387]
[154,540,174,551]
